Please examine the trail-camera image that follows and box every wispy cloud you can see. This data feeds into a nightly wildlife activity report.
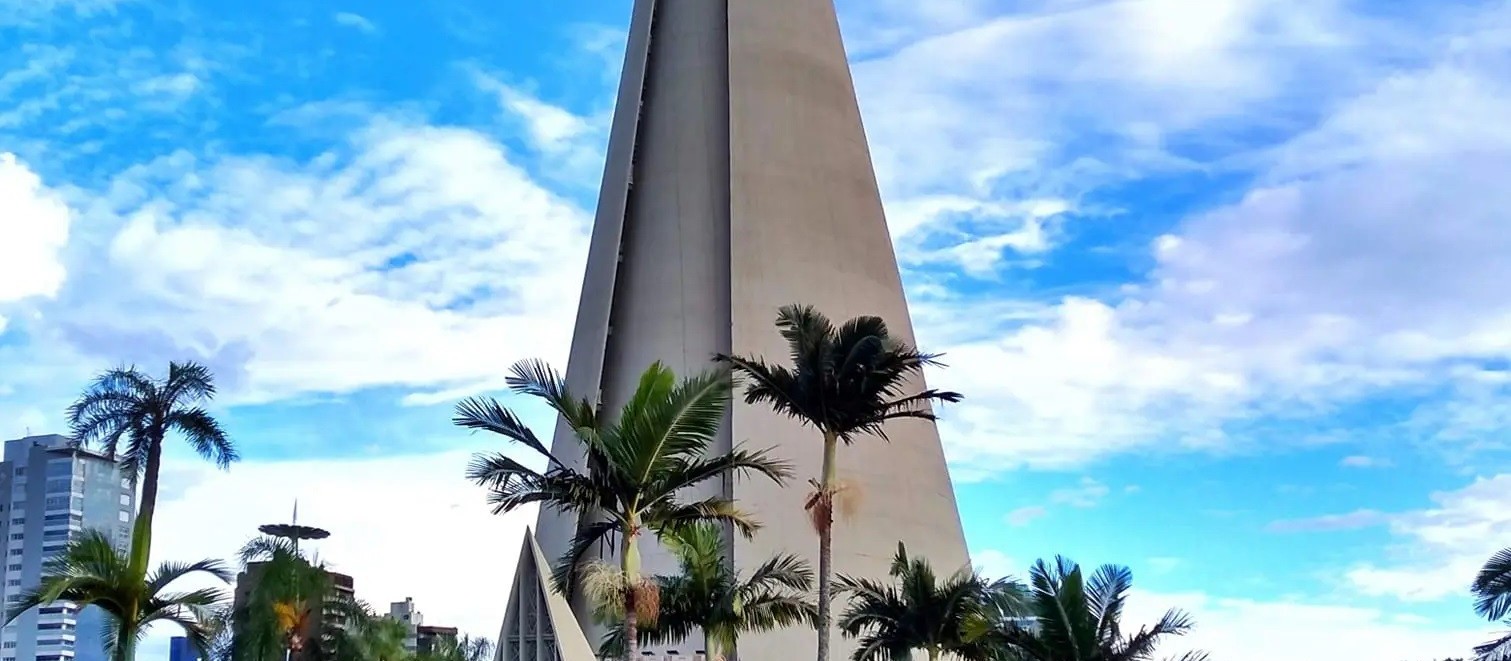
[333,11,378,35]
[1267,510,1387,533]
[10,117,589,409]
[1005,505,1047,527]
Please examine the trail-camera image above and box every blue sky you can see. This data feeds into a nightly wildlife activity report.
[2,0,1509,658]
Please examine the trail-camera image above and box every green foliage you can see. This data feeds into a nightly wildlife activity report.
[3,528,230,661]
[456,360,792,659]
[596,522,816,659]
[417,635,494,661]
[232,535,335,661]
[835,542,1003,661]
[1471,548,1511,660]
[969,557,1208,661]
[714,304,963,443]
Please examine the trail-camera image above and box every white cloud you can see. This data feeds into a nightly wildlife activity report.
[850,0,1377,271]
[971,548,1019,580]
[1345,474,1511,603]
[23,117,589,404]
[141,450,535,657]
[473,73,608,186]
[918,2,1511,471]
[1126,590,1487,661]
[333,12,378,34]
[0,153,71,315]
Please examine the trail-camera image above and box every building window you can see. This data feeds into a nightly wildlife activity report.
[41,530,67,540]
[7,519,20,526]
[118,511,129,523]
[6,565,19,571]
[118,494,130,507]
[43,497,70,511]
[3,580,15,587]
[119,478,130,489]
[7,551,20,557]
[12,469,23,477]
[1,642,12,649]
[7,534,19,541]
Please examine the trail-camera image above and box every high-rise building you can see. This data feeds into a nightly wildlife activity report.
[497,1,971,659]
[0,435,136,661]
[167,636,201,661]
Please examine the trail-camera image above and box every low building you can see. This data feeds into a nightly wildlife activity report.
[416,625,458,656]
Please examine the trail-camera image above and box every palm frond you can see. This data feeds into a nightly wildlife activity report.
[1476,548,1511,619]
[166,407,238,468]
[147,558,232,593]
[505,359,598,431]
[453,396,563,467]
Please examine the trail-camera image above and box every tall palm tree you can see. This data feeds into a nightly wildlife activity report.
[234,536,334,661]
[597,522,816,661]
[456,360,793,661]
[4,529,230,661]
[67,361,238,581]
[1470,548,1511,660]
[835,542,1004,661]
[973,557,1209,661]
[715,304,963,661]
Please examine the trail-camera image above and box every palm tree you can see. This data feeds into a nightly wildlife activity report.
[322,600,411,661]
[835,542,1004,661]
[1471,548,1511,660]
[715,304,963,661]
[420,635,494,661]
[67,361,238,581]
[456,359,792,661]
[597,522,816,661]
[973,557,1209,661]
[4,529,230,661]
[234,536,334,661]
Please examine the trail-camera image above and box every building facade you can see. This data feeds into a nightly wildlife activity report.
[388,598,421,654]
[167,637,201,661]
[415,625,457,656]
[498,0,972,659]
[0,435,136,661]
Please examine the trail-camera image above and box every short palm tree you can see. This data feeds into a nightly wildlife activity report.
[597,522,816,660]
[716,304,963,661]
[456,360,793,661]
[4,529,230,661]
[1470,548,1511,659]
[836,542,1005,661]
[975,557,1209,661]
[420,635,494,661]
[67,361,238,583]
[234,536,334,661]
[322,600,411,661]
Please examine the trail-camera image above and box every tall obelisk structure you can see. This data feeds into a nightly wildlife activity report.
[497,0,971,659]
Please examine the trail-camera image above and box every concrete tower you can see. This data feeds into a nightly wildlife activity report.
[497,1,971,659]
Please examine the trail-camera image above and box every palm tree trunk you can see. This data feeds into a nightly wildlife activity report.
[816,430,839,661]
[704,634,721,661]
[623,518,642,661]
[113,620,136,661]
[128,431,164,575]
